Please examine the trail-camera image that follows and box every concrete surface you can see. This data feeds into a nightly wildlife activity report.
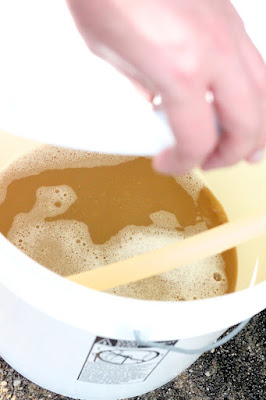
[0,310,265,400]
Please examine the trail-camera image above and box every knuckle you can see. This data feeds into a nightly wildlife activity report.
[165,46,200,88]
[171,64,199,89]
[210,21,233,55]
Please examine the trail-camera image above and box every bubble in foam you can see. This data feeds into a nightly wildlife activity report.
[213,272,222,281]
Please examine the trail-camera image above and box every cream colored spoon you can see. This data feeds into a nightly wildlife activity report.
[67,209,266,291]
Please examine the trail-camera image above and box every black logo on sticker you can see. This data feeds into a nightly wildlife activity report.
[95,349,160,365]
[78,336,178,384]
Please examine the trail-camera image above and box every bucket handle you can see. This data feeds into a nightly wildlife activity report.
[133,318,251,355]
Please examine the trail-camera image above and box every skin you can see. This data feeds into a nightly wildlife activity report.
[66,0,266,175]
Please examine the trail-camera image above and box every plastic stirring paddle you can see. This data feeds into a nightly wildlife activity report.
[67,209,266,291]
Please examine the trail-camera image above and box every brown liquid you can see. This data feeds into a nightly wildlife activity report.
[0,156,237,296]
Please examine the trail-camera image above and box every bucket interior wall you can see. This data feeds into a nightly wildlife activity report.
[202,165,266,290]
[0,131,265,293]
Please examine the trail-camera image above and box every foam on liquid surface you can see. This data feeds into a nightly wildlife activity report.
[0,146,233,301]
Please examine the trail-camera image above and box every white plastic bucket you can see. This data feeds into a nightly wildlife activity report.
[0,134,265,400]
[0,1,265,399]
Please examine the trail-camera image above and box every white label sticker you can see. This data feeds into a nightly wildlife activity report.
[78,336,178,384]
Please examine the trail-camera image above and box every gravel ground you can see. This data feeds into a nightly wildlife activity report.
[0,310,265,400]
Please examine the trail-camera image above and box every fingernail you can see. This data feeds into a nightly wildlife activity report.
[248,149,265,163]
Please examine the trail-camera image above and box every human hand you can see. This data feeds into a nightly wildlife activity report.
[66,0,266,174]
